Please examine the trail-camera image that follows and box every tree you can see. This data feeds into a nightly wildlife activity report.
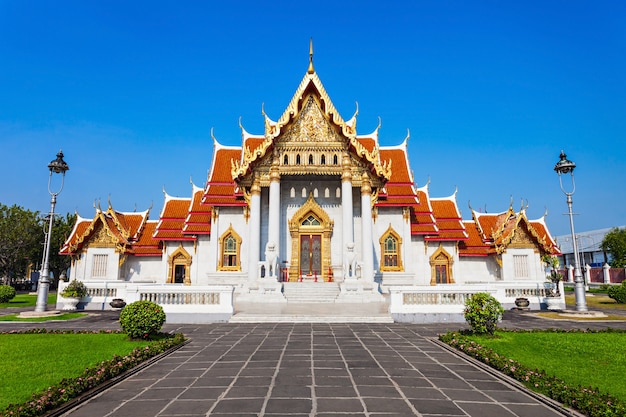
[601,227,626,268]
[48,212,76,284]
[0,203,42,284]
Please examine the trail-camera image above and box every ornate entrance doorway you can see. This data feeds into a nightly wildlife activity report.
[289,194,333,281]
[300,234,322,276]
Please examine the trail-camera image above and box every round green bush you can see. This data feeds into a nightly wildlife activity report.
[608,282,626,304]
[0,285,17,303]
[464,292,504,335]
[119,300,166,339]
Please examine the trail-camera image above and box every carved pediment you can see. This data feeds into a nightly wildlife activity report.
[88,223,118,248]
[277,95,344,148]
[508,225,537,249]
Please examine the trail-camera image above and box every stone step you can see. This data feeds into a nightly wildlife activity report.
[283,282,340,303]
[229,314,394,323]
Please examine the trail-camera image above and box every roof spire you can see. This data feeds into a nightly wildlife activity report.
[307,38,315,74]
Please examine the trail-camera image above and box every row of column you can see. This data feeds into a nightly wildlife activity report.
[246,157,374,282]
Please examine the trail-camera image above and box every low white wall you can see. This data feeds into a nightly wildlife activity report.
[388,281,564,322]
[57,281,235,323]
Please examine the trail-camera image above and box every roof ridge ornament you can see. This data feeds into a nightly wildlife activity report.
[308,38,315,74]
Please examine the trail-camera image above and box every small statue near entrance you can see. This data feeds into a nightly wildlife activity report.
[264,241,279,279]
[343,242,358,279]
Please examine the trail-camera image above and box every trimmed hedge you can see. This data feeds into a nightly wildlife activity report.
[119,300,166,340]
[463,292,504,335]
[0,285,16,303]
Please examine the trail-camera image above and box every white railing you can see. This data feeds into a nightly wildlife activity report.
[57,281,234,322]
[389,281,563,315]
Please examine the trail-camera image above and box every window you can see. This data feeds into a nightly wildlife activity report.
[222,235,238,267]
[219,225,242,271]
[513,255,529,278]
[302,215,321,226]
[383,236,399,268]
[320,154,326,165]
[283,154,289,165]
[379,226,403,272]
[430,246,454,285]
[309,154,314,164]
[333,154,338,165]
[296,154,301,165]
[92,254,108,277]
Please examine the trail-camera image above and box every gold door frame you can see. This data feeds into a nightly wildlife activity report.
[288,194,333,281]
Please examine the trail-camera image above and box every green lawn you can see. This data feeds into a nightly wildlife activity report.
[0,293,57,309]
[0,312,86,322]
[0,333,151,410]
[468,331,626,401]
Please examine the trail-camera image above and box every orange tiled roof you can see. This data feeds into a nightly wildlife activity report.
[154,195,195,241]
[376,148,419,207]
[183,186,212,235]
[459,221,492,256]
[356,136,376,153]
[203,147,247,207]
[59,215,92,255]
[426,198,468,241]
[407,187,438,235]
[60,207,156,255]
[132,221,162,256]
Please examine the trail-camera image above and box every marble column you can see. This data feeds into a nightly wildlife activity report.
[341,153,354,278]
[266,165,281,279]
[247,178,261,282]
[360,173,374,281]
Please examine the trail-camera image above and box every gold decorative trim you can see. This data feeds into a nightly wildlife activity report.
[288,194,333,281]
[379,224,403,272]
[218,224,242,271]
[429,245,455,285]
[167,244,192,285]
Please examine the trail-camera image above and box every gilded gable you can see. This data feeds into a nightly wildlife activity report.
[88,223,118,248]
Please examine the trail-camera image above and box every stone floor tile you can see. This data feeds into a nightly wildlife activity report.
[223,385,269,398]
[209,398,265,414]
[314,385,357,397]
[409,398,465,415]
[265,398,313,414]
[363,397,416,413]
[504,403,568,417]
[177,387,226,399]
[270,384,313,398]
[443,388,495,402]
[316,398,365,413]
[135,387,185,400]
[113,399,171,416]
[160,399,215,415]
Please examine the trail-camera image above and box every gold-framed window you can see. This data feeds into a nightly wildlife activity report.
[379,225,403,272]
[218,224,242,271]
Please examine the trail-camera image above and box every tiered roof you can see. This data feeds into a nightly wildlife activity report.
[60,50,559,261]
[458,207,560,257]
[60,206,162,257]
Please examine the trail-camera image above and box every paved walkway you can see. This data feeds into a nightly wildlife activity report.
[3,307,626,416]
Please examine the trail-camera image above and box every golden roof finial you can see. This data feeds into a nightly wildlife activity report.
[307,38,315,74]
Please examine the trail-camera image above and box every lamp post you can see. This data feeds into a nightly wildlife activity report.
[554,150,587,312]
[34,150,69,313]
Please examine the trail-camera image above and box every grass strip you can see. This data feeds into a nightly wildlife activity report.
[441,330,626,416]
[466,331,626,400]
[0,294,57,309]
[0,332,152,411]
[0,313,87,322]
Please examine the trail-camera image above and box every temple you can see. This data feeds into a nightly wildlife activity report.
[59,47,560,320]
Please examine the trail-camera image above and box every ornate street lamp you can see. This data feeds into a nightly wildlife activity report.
[554,150,587,312]
[34,150,69,313]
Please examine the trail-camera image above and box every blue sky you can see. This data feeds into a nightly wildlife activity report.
[1,1,624,237]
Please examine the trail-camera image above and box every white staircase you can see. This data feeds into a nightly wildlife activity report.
[283,282,340,303]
